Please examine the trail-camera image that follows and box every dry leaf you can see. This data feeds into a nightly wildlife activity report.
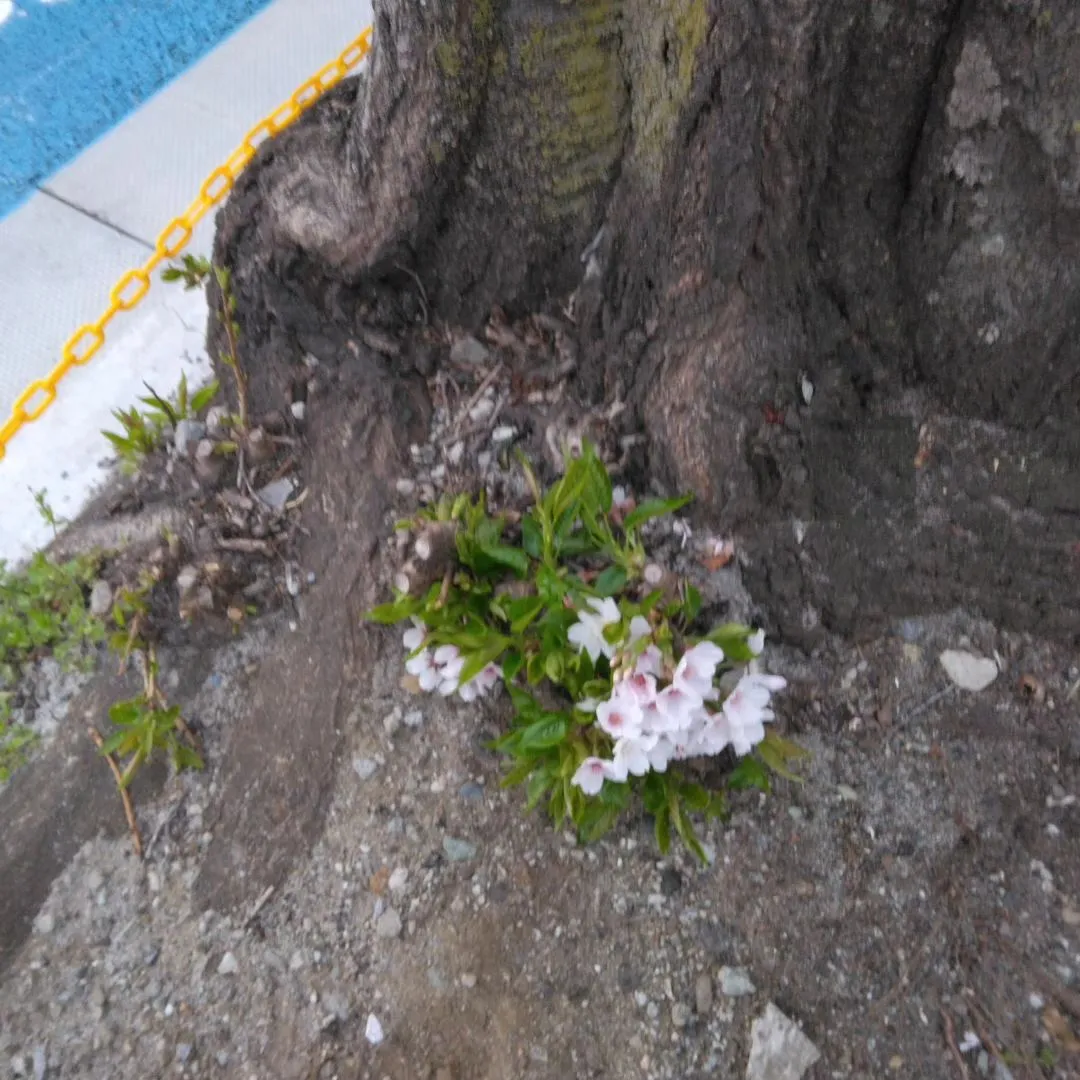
[369,866,391,896]
[1043,1006,1080,1053]
[400,673,423,694]
[1019,673,1046,704]
[702,538,735,572]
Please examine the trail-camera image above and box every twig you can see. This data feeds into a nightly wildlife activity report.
[144,793,186,860]
[436,568,453,609]
[357,325,402,358]
[88,727,144,858]
[438,393,507,447]
[897,684,955,729]
[941,1010,970,1080]
[393,263,429,325]
[448,363,503,435]
[217,536,274,555]
[244,885,276,928]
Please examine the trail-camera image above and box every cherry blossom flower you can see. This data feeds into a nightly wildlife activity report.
[721,672,786,754]
[459,663,502,703]
[568,596,621,663]
[655,684,703,731]
[572,757,619,796]
[674,641,725,701]
[621,670,658,707]
[596,693,644,741]
[635,644,665,679]
[433,644,466,695]
[405,649,440,691]
[613,734,657,777]
[402,621,426,653]
[646,736,676,773]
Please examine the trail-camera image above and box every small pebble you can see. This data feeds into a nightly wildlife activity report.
[460,973,477,989]
[375,909,403,939]
[217,952,238,976]
[364,1014,385,1046]
[388,868,409,892]
[403,709,424,729]
[671,1002,693,1028]
[33,913,54,935]
[353,757,379,781]
[695,973,713,1015]
[443,837,477,862]
[383,709,402,736]
[89,580,113,618]
[395,478,416,496]
[459,782,485,802]
[718,966,755,997]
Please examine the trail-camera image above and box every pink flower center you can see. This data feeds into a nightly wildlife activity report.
[608,712,625,730]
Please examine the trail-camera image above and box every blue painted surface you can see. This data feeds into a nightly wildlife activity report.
[0,0,274,218]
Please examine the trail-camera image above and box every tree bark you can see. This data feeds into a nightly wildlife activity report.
[212,0,1080,644]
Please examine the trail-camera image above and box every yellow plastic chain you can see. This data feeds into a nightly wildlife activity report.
[0,26,374,463]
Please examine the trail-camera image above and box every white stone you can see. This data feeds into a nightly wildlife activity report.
[364,1014,385,1046]
[939,649,999,691]
[746,1003,820,1080]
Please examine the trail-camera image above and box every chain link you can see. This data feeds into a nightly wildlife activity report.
[0,26,374,462]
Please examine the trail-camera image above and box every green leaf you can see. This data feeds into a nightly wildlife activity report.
[366,595,421,625]
[501,759,537,788]
[174,743,205,771]
[543,652,565,683]
[519,714,570,751]
[670,798,707,863]
[521,515,544,559]
[526,769,553,811]
[642,771,667,815]
[191,379,220,415]
[501,649,524,682]
[577,801,620,843]
[679,782,712,812]
[622,495,693,533]
[458,635,511,686]
[682,584,702,623]
[507,595,544,634]
[536,567,566,605]
[108,700,143,727]
[727,757,771,792]
[593,565,628,597]
[705,623,757,663]
[757,731,810,782]
[654,805,672,854]
[98,730,131,756]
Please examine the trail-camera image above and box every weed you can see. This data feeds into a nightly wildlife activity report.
[163,256,248,431]
[103,372,220,473]
[369,442,805,860]
[0,550,104,779]
[31,487,65,538]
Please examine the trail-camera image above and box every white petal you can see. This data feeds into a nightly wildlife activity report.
[586,596,621,627]
[418,667,440,692]
[628,615,652,645]
[364,1014,384,1045]
[568,621,602,663]
[405,650,433,676]
[402,625,426,652]
[572,759,609,796]
[748,628,766,656]
[433,644,461,666]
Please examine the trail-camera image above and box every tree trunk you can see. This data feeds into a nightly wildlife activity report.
[213,0,1080,644]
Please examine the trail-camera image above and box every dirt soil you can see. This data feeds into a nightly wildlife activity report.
[1,355,1079,1080]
